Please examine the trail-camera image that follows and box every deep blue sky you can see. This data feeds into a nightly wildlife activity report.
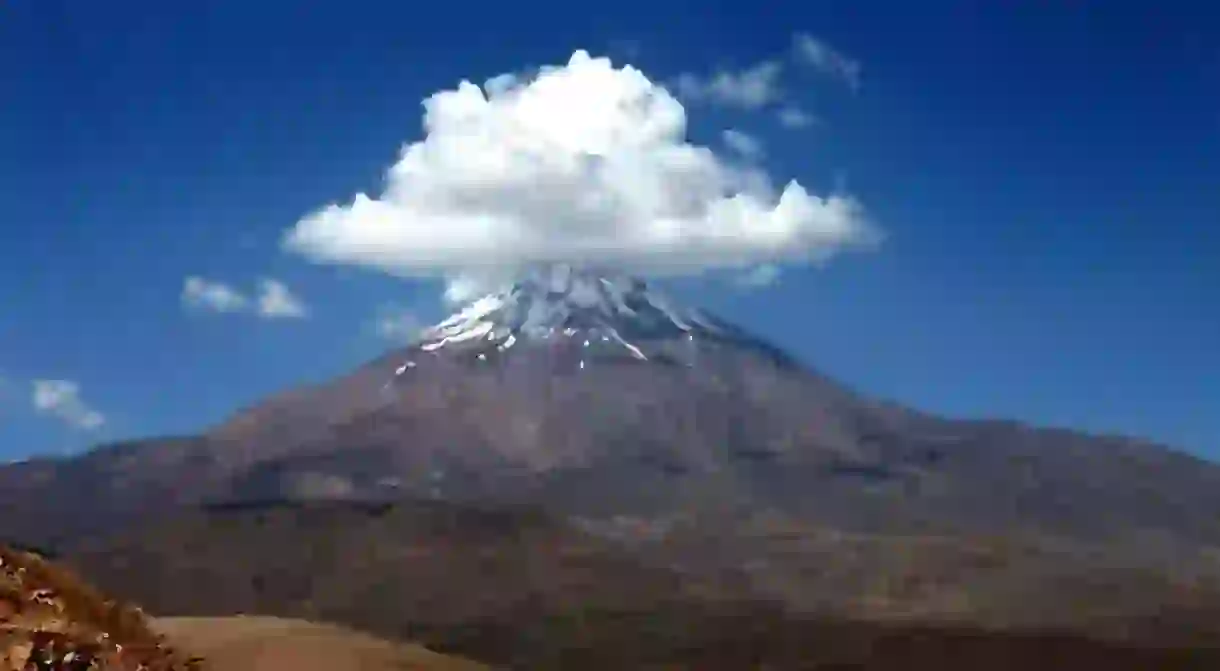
[1,0,1216,459]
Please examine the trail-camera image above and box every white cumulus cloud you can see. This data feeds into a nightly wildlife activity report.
[793,33,861,91]
[283,50,877,286]
[182,276,249,313]
[256,279,308,319]
[721,129,764,160]
[674,61,784,109]
[31,379,105,430]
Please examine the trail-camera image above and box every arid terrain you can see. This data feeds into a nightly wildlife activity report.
[153,617,488,671]
[0,543,487,671]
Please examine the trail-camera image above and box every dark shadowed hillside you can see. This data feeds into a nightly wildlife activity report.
[49,499,1220,670]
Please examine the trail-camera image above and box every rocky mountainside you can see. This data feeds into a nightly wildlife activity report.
[0,545,201,670]
[187,265,1220,549]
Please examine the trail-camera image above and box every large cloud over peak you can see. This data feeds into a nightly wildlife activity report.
[283,50,877,282]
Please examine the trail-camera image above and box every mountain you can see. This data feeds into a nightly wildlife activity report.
[5,265,1219,543]
[190,265,1220,545]
[3,264,1220,645]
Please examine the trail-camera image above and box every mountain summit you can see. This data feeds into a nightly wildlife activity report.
[395,264,793,376]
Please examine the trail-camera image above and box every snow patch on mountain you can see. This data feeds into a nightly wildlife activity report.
[421,265,726,350]
[388,264,792,379]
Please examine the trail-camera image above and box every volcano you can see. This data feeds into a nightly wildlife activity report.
[191,263,892,518]
[5,265,1220,659]
[3,265,1220,591]
[196,264,1220,543]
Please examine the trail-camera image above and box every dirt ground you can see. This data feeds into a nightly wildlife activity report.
[153,616,489,671]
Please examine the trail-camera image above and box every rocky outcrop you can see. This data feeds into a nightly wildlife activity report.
[0,547,201,671]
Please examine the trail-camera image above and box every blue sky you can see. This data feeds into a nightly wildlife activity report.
[1,0,1216,460]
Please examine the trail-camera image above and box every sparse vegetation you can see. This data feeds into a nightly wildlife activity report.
[0,546,202,671]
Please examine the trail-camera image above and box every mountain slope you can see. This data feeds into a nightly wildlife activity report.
[206,268,1220,547]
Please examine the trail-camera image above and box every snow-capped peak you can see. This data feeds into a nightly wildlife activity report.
[415,264,731,359]
[382,263,799,386]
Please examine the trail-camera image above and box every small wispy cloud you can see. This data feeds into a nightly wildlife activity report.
[31,379,105,430]
[735,264,782,289]
[256,279,308,319]
[674,61,784,109]
[372,304,422,342]
[792,33,861,91]
[182,276,249,313]
[182,276,308,320]
[721,129,765,160]
[777,106,817,129]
